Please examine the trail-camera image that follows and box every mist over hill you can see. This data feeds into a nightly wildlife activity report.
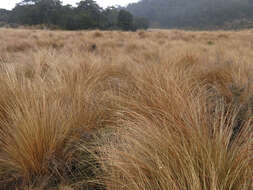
[127,0,253,29]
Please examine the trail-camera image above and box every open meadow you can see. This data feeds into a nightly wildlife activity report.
[0,28,253,189]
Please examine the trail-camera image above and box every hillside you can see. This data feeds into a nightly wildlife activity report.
[127,0,253,29]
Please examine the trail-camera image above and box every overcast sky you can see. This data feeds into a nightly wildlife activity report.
[0,0,139,10]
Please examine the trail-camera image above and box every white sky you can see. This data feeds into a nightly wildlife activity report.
[0,0,139,10]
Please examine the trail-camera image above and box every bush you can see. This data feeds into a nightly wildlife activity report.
[117,10,134,31]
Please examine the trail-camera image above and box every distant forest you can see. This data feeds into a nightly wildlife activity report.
[1,0,253,30]
[0,0,149,31]
[127,0,253,29]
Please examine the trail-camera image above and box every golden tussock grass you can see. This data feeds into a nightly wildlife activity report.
[0,28,253,189]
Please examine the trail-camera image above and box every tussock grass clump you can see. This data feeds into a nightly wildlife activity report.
[93,31,103,38]
[103,106,253,190]
[0,57,112,189]
[101,76,253,190]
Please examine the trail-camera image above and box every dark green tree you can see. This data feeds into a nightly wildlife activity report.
[11,0,63,26]
[102,6,119,29]
[10,4,40,25]
[117,9,134,31]
[77,0,102,28]
[0,9,10,23]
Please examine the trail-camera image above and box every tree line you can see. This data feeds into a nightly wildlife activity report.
[0,0,149,31]
[127,0,253,29]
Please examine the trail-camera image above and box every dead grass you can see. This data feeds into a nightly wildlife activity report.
[0,28,253,189]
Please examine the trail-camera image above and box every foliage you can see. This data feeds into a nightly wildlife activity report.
[117,10,134,31]
[0,0,149,31]
[0,9,10,23]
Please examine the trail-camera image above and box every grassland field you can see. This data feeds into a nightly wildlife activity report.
[0,28,253,189]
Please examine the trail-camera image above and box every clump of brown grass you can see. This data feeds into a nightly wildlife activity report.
[138,30,148,39]
[6,40,33,52]
[101,73,253,190]
[189,60,253,141]
[0,57,113,189]
[93,31,103,38]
